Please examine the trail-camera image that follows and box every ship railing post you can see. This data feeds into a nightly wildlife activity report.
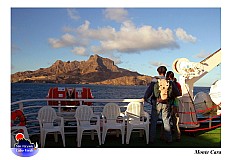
[209,113,212,129]
[19,102,23,111]
[58,100,61,113]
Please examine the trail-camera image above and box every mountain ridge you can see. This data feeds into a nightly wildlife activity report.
[11,54,152,85]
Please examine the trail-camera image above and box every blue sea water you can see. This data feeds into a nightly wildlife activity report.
[11,83,148,102]
[11,83,210,112]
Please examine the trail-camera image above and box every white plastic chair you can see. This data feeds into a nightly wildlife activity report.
[37,106,65,147]
[11,126,30,147]
[125,102,149,144]
[102,103,125,144]
[74,105,101,147]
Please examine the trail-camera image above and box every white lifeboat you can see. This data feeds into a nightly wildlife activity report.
[193,92,213,115]
[209,80,221,115]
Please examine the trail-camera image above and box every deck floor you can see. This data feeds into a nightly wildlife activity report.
[29,125,221,148]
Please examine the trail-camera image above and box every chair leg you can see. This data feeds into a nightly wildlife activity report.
[43,132,47,148]
[76,128,79,142]
[102,127,107,144]
[91,130,94,140]
[40,130,43,148]
[121,128,125,144]
[97,128,101,146]
[40,130,44,148]
[54,132,58,142]
[61,130,66,147]
[77,129,80,147]
[126,127,132,144]
[78,129,83,147]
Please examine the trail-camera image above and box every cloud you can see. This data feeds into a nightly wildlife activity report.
[49,21,180,54]
[175,28,197,43]
[48,33,88,48]
[150,61,169,67]
[67,9,80,20]
[71,47,89,56]
[104,8,129,23]
[49,9,197,57]
[194,50,211,59]
[76,20,116,41]
[92,21,179,54]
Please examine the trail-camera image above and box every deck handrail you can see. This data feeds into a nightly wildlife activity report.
[11,98,144,106]
[11,98,145,136]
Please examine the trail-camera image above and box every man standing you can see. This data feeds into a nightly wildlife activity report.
[144,66,172,143]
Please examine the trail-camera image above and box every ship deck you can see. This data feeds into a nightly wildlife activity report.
[29,124,221,148]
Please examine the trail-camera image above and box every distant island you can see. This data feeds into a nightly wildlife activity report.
[11,54,152,85]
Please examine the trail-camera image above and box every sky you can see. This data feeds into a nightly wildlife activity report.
[11,8,221,86]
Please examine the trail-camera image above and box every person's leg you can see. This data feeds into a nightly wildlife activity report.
[149,101,161,143]
[173,106,181,141]
[160,121,165,140]
[162,103,172,143]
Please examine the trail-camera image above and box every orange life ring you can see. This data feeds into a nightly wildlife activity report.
[11,110,26,126]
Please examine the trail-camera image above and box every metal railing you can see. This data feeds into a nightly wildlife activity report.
[11,98,144,135]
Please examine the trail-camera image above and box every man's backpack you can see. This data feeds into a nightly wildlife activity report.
[154,79,181,103]
[154,79,170,103]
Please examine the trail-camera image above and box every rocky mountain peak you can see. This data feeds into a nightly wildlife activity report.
[11,54,152,85]
[54,60,64,65]
[87,54,113,64]
[88,54,101,60]
[84,54,117,72]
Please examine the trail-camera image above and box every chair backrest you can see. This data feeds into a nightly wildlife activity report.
[75,105,94,126]
[103,103,121,124]
[126,102,143,122]
[38,106,57,128]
